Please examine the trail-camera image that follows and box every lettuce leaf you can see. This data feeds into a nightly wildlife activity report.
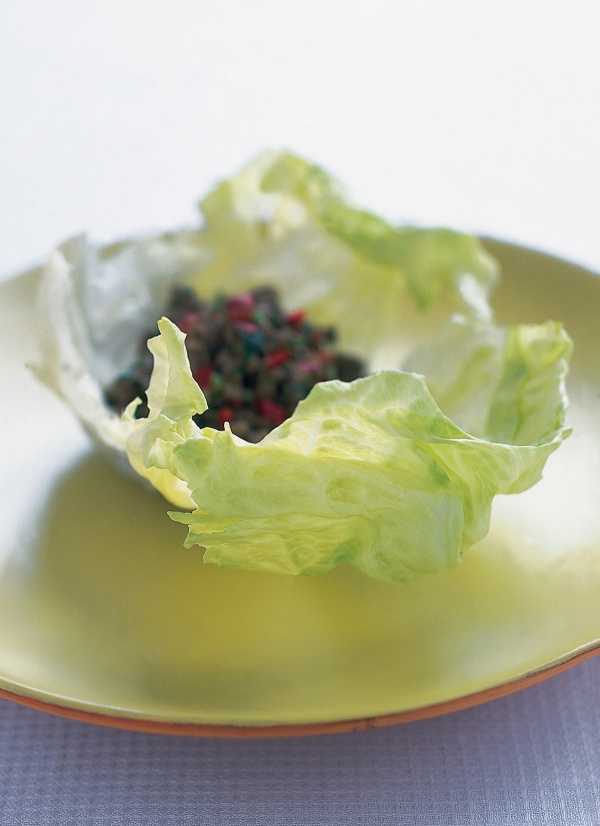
[125,317,571,583]
[32,151,572,581]
[186,152,499,361]
[32,232,206,508]
[259,152,498,316]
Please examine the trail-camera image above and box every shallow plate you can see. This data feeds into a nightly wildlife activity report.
[1,240,599,737]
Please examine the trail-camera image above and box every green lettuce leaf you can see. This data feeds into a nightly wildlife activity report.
[32,232,206,509]
[259,152,498,316]
[33,150,572,582]
[404,316,573,450]
[125,317,571,583]
[187,152,499,362]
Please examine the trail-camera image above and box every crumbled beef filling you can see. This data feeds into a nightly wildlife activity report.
[105,284,367,442]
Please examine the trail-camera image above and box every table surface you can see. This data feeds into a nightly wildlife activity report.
[1,2,599,823]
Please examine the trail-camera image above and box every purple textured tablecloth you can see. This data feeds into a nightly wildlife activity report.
[0,656,598,825]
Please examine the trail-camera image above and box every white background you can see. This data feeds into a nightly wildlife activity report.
[2,1,600,279]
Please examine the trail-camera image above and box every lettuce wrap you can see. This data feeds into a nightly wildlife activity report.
[34,152,572,582]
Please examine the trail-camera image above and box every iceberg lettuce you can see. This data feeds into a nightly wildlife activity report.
[33,151,572,581]
[122,153,571,582]
[32,231,207,508]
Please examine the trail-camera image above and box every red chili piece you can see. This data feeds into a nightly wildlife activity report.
[256,398,288,426]
[179,312,201,334]
[226,293,254,321]
[298,360,321,374]
[217,407,234,427]
[266,349,291,370]
[193,364,214,388]
[286,310,306,329]
[233,320,259,336]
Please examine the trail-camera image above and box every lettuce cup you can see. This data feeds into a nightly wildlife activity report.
[33,152,572,582]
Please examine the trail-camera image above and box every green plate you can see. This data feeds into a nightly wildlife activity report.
[1,240,599,736]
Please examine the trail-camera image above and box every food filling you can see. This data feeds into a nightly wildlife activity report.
[105,285,367,442]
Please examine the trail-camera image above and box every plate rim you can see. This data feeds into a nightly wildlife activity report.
[1,644,598,738]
